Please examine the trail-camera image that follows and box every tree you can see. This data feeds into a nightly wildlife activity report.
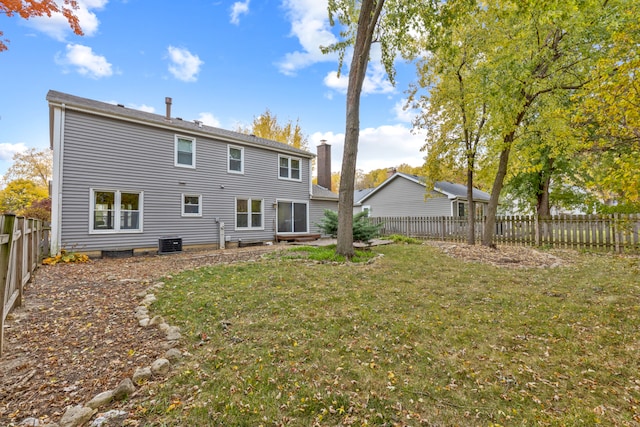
[237,109,309,150]
[412,0,617,247]
[325,0,439,257]
[3,148,52,188]
[0,179,48,214]
[0,0,83,51]
[411,4,491,244]
[571,1,640,211]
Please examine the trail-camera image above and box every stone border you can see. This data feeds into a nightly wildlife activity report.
[18,281,184,427]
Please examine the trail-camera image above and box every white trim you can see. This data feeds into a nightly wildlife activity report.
[181,194,203,217]
[234,197,264,231]
[275,198,309,234]
[50,105,65,255]
[278,155,302,182]
[175,135,196,168]
[227,145,244,174]
[89,189,144,233]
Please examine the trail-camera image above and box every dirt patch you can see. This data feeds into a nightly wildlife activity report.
[0,245,283,426]
[426,241,566,268]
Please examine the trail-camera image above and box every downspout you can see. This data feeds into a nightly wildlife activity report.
[50,104,65,255]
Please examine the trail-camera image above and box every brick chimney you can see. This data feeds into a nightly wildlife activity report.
[387,167,397,179]
[317,140,332,191]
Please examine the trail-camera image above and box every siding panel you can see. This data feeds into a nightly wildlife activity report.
[60,111,312,251]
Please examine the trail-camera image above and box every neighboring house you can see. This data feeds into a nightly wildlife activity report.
[353,172,491,217]
[47,90,333,255]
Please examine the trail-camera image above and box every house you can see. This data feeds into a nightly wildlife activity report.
[353,171,491,217]
[47,90,336,255]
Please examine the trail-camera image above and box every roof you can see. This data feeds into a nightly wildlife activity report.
[46,90,314,158]
[355,172,491,204]
[353,188,375,204]
[311,184,338,201]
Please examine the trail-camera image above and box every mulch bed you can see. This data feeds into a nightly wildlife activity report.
[0,246,282,426]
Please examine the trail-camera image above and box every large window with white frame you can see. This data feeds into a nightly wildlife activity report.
[182,194,202,217]
[236,197,263,230]
[91,189,143,233]
[175,135,195,168]
[277,200,308,233]
[278,155,301,181]
[228,145,244,174]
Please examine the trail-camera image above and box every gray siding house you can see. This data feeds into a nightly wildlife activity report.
[47,90,331,255]
[354,172,491,217]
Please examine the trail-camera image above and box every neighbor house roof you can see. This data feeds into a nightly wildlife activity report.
[354,172,491,205]
[311,184,338,201]
[46,90,314,158]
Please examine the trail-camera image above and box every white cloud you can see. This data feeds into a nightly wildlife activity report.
[230,0,250,25]
[166,46,203,82]
[197,112,221,127]
[0,143,27,161]
[323,62,395,96]
[277,0,338,75]
[57,43,113,78]
[311,124,426,174]
[129,104,155,113]
[27,0,108,41]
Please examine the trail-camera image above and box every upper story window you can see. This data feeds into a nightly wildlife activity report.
[236,197,263,230]
[91,189,143,233]
[228,145,244,174]
[279,155,301,181]
[175,135,195,168]
[182,194,202,217]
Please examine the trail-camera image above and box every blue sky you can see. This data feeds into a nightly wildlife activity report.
[0,0,427,179]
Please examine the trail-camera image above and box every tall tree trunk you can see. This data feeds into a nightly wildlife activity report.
[336,0,385,258]
[536,157,554,217]
[482,143,512,248]
[466,168,475,245]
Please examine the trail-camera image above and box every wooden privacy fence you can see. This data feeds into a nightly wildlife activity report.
[1,214,48,356]
[369,214,640,253]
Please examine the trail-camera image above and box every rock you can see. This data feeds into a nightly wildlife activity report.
[141,294,156,305]
[158,322,170,332]
[112,378,135,401]
[149,315,164,326]
[89,409,129,427]
[58,405,95,427]
[151,358,171,376]
[152,281,165,289]
[19,418,41,426]
[138,318,150,327]
[166,326,182,341]
[85,390,114,409]
[164,348,183,362]
[136,289,148,298]
[132,366,152,384]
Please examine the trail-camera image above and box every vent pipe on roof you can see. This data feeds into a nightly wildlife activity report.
[165,97,172,120]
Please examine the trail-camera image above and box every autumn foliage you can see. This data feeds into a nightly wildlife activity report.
[0,0,83,51]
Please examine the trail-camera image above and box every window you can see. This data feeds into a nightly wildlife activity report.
[458,201,466,217]
[362,205,371,216]
[175,136,195,168]
[91,189,142,233]
[236,198,263,229]
[228,145,244,174]
[182,194,202,217]
[277,201,308,233]
[278,155,301,181]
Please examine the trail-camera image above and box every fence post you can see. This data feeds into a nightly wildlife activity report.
[0,214,16,357]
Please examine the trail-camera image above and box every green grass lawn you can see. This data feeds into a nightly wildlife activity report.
[142,244,640,426]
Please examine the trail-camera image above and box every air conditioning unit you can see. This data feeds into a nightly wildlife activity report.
[158,237,182,254]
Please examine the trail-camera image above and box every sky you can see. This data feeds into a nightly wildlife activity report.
[0,0,428,180]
